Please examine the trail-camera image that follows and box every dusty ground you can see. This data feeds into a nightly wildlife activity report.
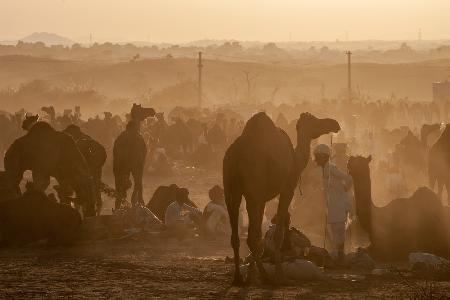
[1,236,450,299]
[2,167,449,299]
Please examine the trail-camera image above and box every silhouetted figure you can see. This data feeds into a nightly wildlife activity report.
[313,144,353,262]
[113,104,155,209]
[348,155,450,260]
[223,112,340,285]
[0,179,81,246]
[4,117,95,216]
[63,124,107,215]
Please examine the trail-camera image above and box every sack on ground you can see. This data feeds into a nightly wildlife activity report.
[240,259,324,281]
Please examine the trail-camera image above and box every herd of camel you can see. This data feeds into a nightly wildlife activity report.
[1,104,450,284]
[224,111,450,284]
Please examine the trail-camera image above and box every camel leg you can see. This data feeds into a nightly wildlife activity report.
[131,169,144,207]
[114,173,129,210]
[273,178,297,284]
[225,187,243,285]
[246,200,268,284]
[93,168,103,215]
[74,177,95,218]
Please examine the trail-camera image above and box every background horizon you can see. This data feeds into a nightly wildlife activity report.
[2,0,450,44]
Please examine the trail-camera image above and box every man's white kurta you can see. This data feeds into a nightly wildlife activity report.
[322,162,353,223]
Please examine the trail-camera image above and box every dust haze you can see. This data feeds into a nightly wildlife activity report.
[1,1,450,299]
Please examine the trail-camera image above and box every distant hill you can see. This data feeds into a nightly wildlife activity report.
[20,32,74,46]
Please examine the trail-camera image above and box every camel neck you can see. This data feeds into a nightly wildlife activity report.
[351,171,375,236]
[295,132,312,173]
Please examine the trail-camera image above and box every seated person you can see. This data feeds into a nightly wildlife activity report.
[262,213,311,262]
[203,185,229,236]
[164,187,201,236]
[262,213,333,267]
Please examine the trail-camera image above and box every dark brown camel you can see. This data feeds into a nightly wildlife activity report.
[223,112,340,284]
[0,180,81,246]
[348,155,450,260]
[4,121,95,216]
[113,104,155,209]
[63,124,107,215]
[146,184,197,221]
[428,124,450,203]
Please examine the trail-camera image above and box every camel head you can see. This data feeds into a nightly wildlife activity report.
[130,103,156,122]
[347,155,372,178]
[420,123,441,145]
[296,112,340,140]
[21,114,39,131]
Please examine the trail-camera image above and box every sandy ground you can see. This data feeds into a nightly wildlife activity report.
[2,166,449,299]
[1,236,450,299]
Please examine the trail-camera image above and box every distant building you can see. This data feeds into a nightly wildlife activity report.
[433,80,450,102]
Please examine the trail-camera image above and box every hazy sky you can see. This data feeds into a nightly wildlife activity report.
[2,0,450,43]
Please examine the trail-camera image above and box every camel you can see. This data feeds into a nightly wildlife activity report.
[0,181,81,246]
[113,104,155,209]
[223,112,340,284]
[160,118,194,156]
[428,124,450,203]
[146,184,198,221]
[347,155,450,260]
[63,124,107,215]
[394,131,426,177]
[420,123,441,147]
[3,120,95,216]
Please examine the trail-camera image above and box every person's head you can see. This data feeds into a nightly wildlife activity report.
[209,185,224,204]
[313,144,330,167]
[176,187,189,204]
[271,212,291,228]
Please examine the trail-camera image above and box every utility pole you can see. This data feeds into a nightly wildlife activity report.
[198,51,203,108]
[345,51,352,102]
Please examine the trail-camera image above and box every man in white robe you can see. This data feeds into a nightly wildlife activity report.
[314,144,353,261]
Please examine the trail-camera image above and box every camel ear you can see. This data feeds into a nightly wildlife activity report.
[366,155,372,163]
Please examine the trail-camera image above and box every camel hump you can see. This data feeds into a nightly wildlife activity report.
[411,186,439,202]
[241,112,277,137]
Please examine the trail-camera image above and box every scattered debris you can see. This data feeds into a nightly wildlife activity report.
[345,247,376,271]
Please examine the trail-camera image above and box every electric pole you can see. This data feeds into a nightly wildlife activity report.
[198,51,203,108]
[345,51,352,102]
